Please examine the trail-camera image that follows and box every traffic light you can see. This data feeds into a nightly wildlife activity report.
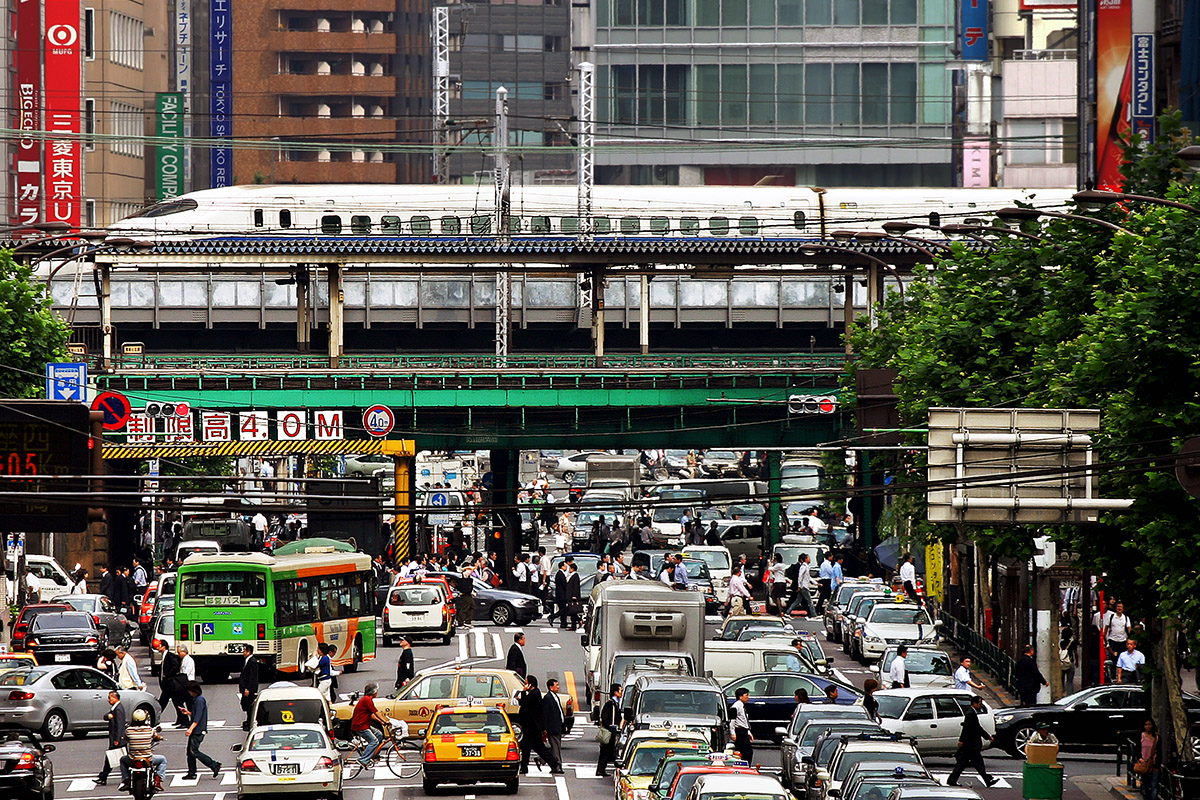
[145,401,190,418]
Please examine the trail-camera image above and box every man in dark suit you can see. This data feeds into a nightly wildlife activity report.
[542,678,566,767]
[156,640,182,714]
[99,566,115,604]
[1014,644,1048,707]
[505,633,528,678]
[565,563,582,630]
[238,644,260,731]
[94,690,127,786]
[395,638,416,690]
[552,563,569,628]
[516,676,562,774]
[595,684,623,777]
[947,695,998,787]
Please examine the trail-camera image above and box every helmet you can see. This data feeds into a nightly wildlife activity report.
[132,709,148,724]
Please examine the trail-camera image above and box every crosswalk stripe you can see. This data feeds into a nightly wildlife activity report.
[67,778,96,792]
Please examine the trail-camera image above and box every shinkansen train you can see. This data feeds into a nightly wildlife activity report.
[108,184,1075,241]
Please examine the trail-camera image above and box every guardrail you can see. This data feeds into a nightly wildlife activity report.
[941,615,1019,696]
[107,352,850,372]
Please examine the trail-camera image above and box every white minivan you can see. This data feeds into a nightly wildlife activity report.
[20,555,74,599]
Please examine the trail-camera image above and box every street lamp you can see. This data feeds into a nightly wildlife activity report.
[1177,145,1200,172]
[940,223,1049,244]
[995,206,1135,236]
[1072,189,1200,216]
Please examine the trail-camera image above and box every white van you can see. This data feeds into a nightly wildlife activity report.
[21,555,74,599]
[703,639,813,685]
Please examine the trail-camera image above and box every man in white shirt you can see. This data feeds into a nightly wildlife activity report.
[726,567,752,615]
[1116,639,1145,683]
[899,554,920,604]
[115,645,146,691]
[786,554,815,616]
[252,512,269,544]
[23,566,40,604]
[730,687,754,763]
[954,656,985,691]
[1105,602,1130,657]
[887,645,909,689]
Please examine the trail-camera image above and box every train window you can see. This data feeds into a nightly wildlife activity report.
[793,211,806,231]
[739,216,760,235]
[620,216,641,234]
[441,216,461,235]
[411,215,432,235]
[593,217,611,233]
[279,210,292,229]
[506,218,521,234]
[531,216,551,234]
[650,217,670,234]
[680,217,700,235]
[470,215,492,235]
[560,216,580,233]
[253,209,264,228]
[138,198,198,217]
[928,212,941,227]
[709,216,730,235]
[351,215,372,234]
[321,215,342,234]
[381,215,402,234]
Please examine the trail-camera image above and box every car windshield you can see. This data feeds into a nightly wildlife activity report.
[430,710,509,735]
[781,464,822,491]
[724,618,782,638]
[726,504,764,517]
[248,729,326,750]
[792,707,869,736]
[637,689,724,717]
[655,760,706,791]
[835,751,919,781]
[632,745,697,775]
[706,451,738,461]
[875,696,913,720]
[700,793,783,800]
[654,505,693,523]
[685,550,731,570]
[158,614,174,634]
[257,699,326,726]
[737,627,791,642]
[891,651,952,675]
[670,773,707,800]
[684,561,711,579]
[849,780,920,800]
[32,613,91,630]
[179,570,267,607]
[775,545,822,565]
[0,668,47,686]
[391,587,442,606]
[833,584,874,605]
[868,607,932,626]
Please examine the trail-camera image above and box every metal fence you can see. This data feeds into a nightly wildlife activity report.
[941,614,1019,696]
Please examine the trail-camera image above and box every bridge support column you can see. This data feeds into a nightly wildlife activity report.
[391,454,414,565]
[488,449,521,586]
[327,266,344,368]
[766,450,782,546]
[295,268,311,353]
[639,274,650,355]
[867,262,883,329]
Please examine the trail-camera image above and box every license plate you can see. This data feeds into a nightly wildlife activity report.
[405,611,425,617]
[460,746,482,758]
[274,763,300,775]
[54,654,70,663]
[227,643,244,654]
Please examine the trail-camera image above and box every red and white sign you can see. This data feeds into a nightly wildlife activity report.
[126,413,154,443]
[363,405,394,438]
[238,411,269,441]
[201,412,232,442]
[163,414,195,442]
[313,410,344,441]
[43,0,82,227]
[277,410,307,441]
[14,0,42,226]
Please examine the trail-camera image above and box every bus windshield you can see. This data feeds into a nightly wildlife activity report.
[180,570,267,606]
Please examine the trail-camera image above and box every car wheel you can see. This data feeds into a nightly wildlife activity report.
[491,602,514,627]
[504,778,519,794]
[423,779,438,794]
[41,710,67,741]
[1008,723,1037,758]
[562,470,575,482]
[120,631,133,650]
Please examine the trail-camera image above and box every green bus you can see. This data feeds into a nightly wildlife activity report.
[175,549,376,682]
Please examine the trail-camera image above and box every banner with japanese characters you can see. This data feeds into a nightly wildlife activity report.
[43,0,82,226]
[14,0,42,226]
[125,409,347,443]
[210,0,232,187]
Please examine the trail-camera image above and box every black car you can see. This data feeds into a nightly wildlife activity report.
[992,684,1200,757]
[49,594,138,650]
[423,571,542,626]
[23,612,104,666]
[721,672,862,741]
[0,725,55,800]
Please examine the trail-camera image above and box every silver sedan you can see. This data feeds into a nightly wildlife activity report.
[0,664,159,740]
[233,723,351,800]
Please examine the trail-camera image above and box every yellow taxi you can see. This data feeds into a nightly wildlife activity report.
[616,728,711,800]
[421,701,521,794]
[0,652,37,670]
[332,665,525,738]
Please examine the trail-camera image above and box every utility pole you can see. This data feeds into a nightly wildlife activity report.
[494,86,511,365]
[432,7,450,184]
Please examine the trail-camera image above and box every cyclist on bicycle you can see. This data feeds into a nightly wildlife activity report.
[349,683,391,767]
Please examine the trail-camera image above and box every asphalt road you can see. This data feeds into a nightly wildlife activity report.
[43,587,1121,800]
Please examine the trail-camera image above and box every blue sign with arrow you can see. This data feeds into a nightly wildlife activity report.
[45,362,87,402]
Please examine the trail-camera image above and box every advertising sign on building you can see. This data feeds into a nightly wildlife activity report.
[1095,0,1132,190]
[43,0,82,226]
[960,0,989,61]
[962,139,991,187]
[210,0,233,187]
[1131,33,1155,140]
[175,4,192,191]
[156,93,185,199]
[14,0,42,226]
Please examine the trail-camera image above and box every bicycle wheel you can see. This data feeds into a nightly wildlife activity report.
[343,758,368,781]
[386,743,423,779]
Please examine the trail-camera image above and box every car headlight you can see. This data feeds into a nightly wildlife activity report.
[702,586,713,594]
[995,713,1013,724]
[867,635,885,644]
[630,790,652,800]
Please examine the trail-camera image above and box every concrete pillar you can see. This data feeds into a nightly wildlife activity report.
[488,449,522,585]
[639,274,650,355]
[295,268,311,353]
[767,451,782,546]
[842,274,854,354]
[867,262,882,329]
[1035,567,1055,703]
[591,268,605,359]
[391,455,413,565]
[99,265,113,368]
[328,265,344,368]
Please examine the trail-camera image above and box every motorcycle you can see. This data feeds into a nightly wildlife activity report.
[126,735,162,800]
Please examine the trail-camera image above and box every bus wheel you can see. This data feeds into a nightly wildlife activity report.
[297,641,309,677]
[344,636,363,673]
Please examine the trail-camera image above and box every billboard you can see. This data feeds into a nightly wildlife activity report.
[1131,33,1155,139]
[43,0,82,227]
[175,4,192,191]
[156,93,185,199]
[210,0,232,187]
[1095,0,1132,190]
[962,139,991,187]
[14,0,42,226]
[961,0,989,61]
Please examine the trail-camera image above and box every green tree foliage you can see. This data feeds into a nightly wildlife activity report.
[0,251,71,397]
[848,117,1200,759]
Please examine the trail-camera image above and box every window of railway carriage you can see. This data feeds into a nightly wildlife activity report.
[279,210,292,229]
[471,215,492,235]
[680,217,700,235]
[351,215,372,234]
[793,211,806,231]
[381,215,402,234]
[531,216,551,234]
[621,216,641,234]
[441,216,461,235]
[411,216,432,235]
[709,216,730,235]
[593,217,612,233]
[321,215,342,234]
[253,209,264,228]
[928,212,941,227]
[507,218,522,234]
[739,216,760,235]
[560,216,580,233]
[650,217,670,234]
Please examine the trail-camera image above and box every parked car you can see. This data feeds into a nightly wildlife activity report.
[0,665,158,740]
[870,647,955,689]
[552,451,608,480]
[837,763,937,800]
[22,612,105,666]
[49,594,138,650]
[714,615,789,641]
[723,672,861,741]
[0,724,55,799]
[699,451,742,478]
[820,733,925,800]
[873,689,996,755]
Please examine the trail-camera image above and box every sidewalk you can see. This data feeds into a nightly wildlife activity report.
[1070,774,1140,800]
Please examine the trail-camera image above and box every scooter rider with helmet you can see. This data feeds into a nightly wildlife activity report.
[120,708,167,793]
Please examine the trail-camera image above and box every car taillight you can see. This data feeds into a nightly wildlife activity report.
[93,615,100,626]
[424,743,436,762]
[24,639,37,648]
[9,691,34,701]
[257,623,266,640]
[506,742,520,761]
[86,637,99,645]
[13,753,34,770]
[240,759,260,772]
[383,608,389,622]
[315,756,334,770]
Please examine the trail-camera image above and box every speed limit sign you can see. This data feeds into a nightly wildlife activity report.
[363,405,395,437]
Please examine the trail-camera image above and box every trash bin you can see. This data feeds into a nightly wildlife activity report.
[1023,762,1064,800]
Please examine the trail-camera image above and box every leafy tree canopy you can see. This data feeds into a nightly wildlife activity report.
[0,250,71,397]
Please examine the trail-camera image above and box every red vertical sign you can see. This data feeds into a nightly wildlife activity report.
[43,0,82,227]
[1095,0,1132,190]
[13,0,42,226]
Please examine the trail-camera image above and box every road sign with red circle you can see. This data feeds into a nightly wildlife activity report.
[363,405,395,437]
[92,391,132,430]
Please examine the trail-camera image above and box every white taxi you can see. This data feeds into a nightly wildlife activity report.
[382,580,455,646]
[233,723,352,799]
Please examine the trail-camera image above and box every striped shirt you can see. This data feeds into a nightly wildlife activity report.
[125,725,157,759]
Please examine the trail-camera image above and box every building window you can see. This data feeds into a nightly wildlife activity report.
[1006,119,1077,165]
[109,12,144,70]
[84,99,96,151]
[84,8,96,60]
[610,65,690,126]
[109,102,145,158]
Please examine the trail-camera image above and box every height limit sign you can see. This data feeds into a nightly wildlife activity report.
[363,405,395,438]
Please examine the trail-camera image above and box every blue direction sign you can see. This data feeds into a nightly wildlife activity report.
[430,492,449,507]
[45,362,87,402]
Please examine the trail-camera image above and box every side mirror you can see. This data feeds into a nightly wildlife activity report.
[816,659,828,667]
[230,744,241,752]
[580,635,587,646]
[774,726,788,737]
[816,770,831,783]
[43,745,55,753]
[933,619,943,628]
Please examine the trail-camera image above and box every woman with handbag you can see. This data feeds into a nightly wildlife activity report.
[595,684,624,778]
[1135,719,1159,800]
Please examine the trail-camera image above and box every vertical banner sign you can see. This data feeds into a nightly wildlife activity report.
[961,140,991,187]
[1130,33,1155,140]
[43,0,82,227]
[14,0,42,226]
[156,93,184,199]
[1095,0,1132,190]
[175,3,192,190]
[960,0,989,61]
[209,0,232,187]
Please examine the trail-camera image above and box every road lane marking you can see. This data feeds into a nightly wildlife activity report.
[373,786,386,800]
[67,779,96,792]
[473,627,486,656]
[833,669,851,684]
[556,774,570,800]
[492,632,503,660]
[564,670,579,711]
[170,774,200,787]
[220,772,237,785]
[458,632,469,660]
